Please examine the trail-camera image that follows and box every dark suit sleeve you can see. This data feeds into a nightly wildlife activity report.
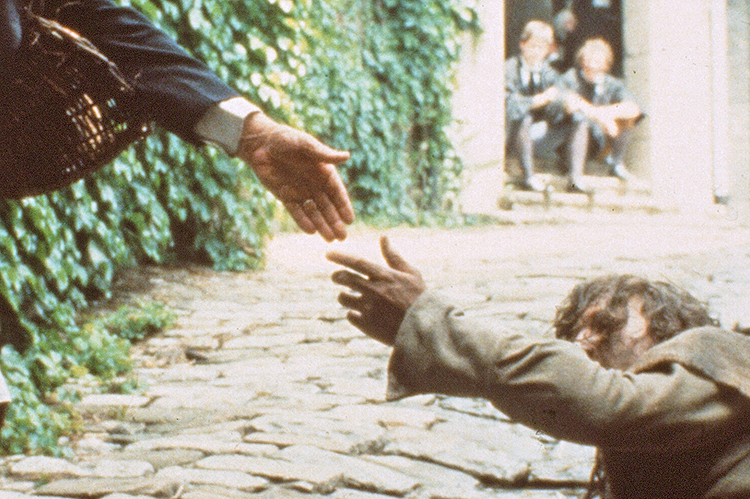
[48,0,240,144]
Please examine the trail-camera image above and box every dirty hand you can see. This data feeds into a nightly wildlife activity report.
[326,236,426,345]
[237,112,354,242]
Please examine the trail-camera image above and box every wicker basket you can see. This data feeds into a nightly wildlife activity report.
[0,10,151,199]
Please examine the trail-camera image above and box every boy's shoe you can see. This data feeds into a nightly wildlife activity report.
[605,156,634,182]
[611,163,634,182]
[566,179,592,194]
[520,175,546,192]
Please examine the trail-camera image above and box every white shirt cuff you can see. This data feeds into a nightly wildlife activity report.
[194,97,262,156]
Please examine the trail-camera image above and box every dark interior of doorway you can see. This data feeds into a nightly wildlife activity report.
[505,0,624,76]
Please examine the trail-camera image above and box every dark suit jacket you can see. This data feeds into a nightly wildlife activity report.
[554,67,643,150]
[1,0,239,144]
[556,67,636,107]
[504,55,561,126]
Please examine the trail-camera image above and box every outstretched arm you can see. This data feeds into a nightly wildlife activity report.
[49,0,239,143]
[48,0,355,241]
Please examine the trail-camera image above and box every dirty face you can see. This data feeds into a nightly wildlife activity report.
[520,37,553,69]
[573,296,654,370]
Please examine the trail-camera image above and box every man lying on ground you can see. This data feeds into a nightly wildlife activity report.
[327,237,750,498]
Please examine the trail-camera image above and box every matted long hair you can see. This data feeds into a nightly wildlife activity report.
[555,275,719,499]
[554,274,718,345]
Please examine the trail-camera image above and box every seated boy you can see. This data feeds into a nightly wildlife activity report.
[505,20,563,192]
[556,38,643,192]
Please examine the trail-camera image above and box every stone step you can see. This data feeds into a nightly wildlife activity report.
[499,174,658,213]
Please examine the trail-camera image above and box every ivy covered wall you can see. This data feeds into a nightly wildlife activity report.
[0,0,478,454]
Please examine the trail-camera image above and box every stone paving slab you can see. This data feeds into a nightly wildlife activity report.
[1,212,749,499]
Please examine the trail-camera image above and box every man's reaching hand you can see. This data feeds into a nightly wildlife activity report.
[237,112,354,242]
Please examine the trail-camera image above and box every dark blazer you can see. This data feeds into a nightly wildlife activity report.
[556,67,637,107]
[1,0,239,144]
[555,67,643,150]
[504,55,561,126]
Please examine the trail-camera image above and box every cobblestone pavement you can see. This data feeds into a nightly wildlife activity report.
[1,209,749,499]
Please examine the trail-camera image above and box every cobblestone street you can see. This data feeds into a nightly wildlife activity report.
[1,209,749,499]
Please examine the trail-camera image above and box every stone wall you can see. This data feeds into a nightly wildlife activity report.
[450,0,505,172]
[727,0,750,217]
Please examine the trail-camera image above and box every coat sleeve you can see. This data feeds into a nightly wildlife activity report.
[387,292,750,452]
[604,76,645,121]
[48,0,240,144]
[504,58,533,124]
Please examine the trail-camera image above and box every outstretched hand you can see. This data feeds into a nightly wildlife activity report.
[326,236,426,345]
[237,113,354,242]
